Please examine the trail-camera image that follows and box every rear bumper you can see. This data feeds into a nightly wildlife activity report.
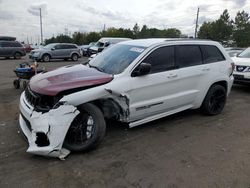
[19,92,79,158]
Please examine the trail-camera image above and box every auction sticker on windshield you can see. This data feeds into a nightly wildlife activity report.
[130,47,144,53]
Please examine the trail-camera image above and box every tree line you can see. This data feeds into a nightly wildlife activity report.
[198,9,250,47]
[44,24,183,45]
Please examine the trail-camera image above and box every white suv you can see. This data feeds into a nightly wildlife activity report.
[232,47,250,84]
[19,39,234,158]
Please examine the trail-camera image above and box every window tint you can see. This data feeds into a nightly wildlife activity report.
[1,41,11,47]
[12,42,22,47]
[176,45,202,68]
[55,45,63,49]
[143,46,175,73]
[200,45,225,63]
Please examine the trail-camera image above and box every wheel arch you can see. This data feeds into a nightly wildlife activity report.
[42,53,52,58]
[81,98,127,121]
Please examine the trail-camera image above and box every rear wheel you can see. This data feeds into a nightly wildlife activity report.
[14,52,21,59]
[71,53,78,61]
[42,54,50,62]
[64,103,106,152]
[201,85,227,115]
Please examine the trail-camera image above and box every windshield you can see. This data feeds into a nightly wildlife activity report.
[89,44,146,75]
[43,44,56,49]
[95,42,104,47]
[238,47,250,58]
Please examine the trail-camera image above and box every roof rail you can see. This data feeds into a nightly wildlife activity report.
[0,36,16,41]
[164,38,212,42]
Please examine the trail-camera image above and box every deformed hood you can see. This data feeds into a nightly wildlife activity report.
[30,64,113,96]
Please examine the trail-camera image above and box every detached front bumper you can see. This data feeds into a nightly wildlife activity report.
[19,92,79,159]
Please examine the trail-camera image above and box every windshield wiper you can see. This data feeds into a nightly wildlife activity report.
[89,64,104,72]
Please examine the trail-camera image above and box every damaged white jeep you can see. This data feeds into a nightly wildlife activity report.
[19,39,234,158]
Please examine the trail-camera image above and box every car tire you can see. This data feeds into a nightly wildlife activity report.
[13,79,20,89]
[63,103,106,152]
[71,53,78,61]
[201,84,227,115]
[42,54,50,62]
[14,52,22,59]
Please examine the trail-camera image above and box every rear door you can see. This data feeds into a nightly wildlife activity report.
[174,45,211,106]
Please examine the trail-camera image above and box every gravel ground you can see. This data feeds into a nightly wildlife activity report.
[1,55,250,188]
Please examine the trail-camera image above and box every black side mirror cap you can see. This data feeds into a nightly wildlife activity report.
[132,63,151,77]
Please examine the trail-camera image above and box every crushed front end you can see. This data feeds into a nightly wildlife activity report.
[19,86,79,159]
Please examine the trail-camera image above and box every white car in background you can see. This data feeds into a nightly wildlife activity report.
[232,47,250,84]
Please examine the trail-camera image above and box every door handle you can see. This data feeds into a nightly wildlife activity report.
[202,67,210,71]
[167,73,178,78]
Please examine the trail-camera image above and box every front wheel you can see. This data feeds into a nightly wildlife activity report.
[63,103,106,152]
[201,85,227,115]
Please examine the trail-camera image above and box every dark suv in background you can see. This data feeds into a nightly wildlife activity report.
[0,41,26,59]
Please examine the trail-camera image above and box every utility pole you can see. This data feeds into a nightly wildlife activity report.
[103,24,106,33]
[195,7,200,38]
[39,8,43,44]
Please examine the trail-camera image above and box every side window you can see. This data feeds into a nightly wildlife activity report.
[176,45,203,68]
[1,42,10,47]
[0,42,2,47]
[200,45,225,64]
[55,45,62,49]
[143,46,175,74]
[11,42,22,47]
[71,45,77,49]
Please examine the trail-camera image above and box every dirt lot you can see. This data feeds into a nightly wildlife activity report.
[1,55,250,188]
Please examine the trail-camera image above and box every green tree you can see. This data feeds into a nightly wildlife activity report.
[198,22,213,39]
[233,11,250,47]
[72,32,86,45]
[198,9,233,44]
[85,32,101,44]
[44,34,72,45]
[133,23,140,38]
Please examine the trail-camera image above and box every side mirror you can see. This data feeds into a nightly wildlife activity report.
[51,47,55,51]
[132,63,151,77]
[104,42,110,47]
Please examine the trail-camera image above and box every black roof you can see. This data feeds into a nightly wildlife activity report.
[0,36,16,41]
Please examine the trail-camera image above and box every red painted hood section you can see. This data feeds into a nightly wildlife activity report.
[30,64,113,96]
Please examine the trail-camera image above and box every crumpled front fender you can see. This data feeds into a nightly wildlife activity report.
[24,105,79,159]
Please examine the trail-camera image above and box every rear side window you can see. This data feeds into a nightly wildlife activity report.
[1,41,11,47]
[12,42,22,47]
[200,45,225,64]
[176,45,203,68]
[64,44,77,49]
[143,46,175,73]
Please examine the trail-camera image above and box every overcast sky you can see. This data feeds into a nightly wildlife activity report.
[0,0,249,43]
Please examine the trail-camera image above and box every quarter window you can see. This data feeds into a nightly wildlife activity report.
[143,46,175,73]
[200,45,225,64]
[176,45,203,68]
